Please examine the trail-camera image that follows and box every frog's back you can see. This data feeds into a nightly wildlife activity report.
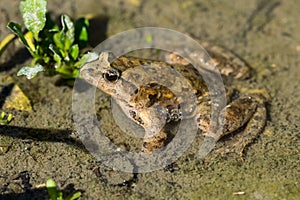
[111,56,209,99]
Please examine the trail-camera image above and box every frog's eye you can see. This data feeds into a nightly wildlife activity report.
[103,68,120,82]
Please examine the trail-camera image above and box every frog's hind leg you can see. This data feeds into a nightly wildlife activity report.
[208,94,267,157]
[164,42,251,80]
[226,100,267,156]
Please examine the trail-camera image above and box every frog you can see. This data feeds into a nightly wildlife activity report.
[80,42,267,157]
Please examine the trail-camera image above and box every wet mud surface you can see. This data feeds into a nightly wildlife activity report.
[0,0,299,199]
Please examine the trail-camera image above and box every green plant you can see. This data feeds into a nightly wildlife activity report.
[46,178,81,200]
[0,112,13,125]
[7,0,97,80]
[0,34,16,57]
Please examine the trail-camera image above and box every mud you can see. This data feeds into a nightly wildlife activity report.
[0,0,299,199]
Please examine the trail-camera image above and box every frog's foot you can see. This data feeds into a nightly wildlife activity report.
[141,130,168,153]
[206,94,267,157]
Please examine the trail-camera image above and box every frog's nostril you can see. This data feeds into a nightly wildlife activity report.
[103,68,120,82]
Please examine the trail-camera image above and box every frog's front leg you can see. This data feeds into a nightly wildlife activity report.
[118,102,168,153]
[137,107,168,153]
[142,129,168,153]
[205,94,267,156]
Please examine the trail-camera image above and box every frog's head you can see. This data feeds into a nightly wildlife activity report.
[80,51,123,96]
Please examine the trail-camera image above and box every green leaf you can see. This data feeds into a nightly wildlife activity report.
[79,26,88,42]
[78,26,88,45]
[61,15,74,50]
[72,69,79,78]
[53,54,62,67]
[46,179,58,200]
[17,64,44,79]
[75,52,98,68]
[53,15,75,58]
[65,191,82,200]
[0,33,16,57]
[57,191,63,200]
[70,44,79,60]
[7,114,13,122]
[0,112,4,119]
[49,44,62,67]
[7,22,32,53]
[53,31,64,50]
[55,66,73,78]
[20,0,47,40]
[75,18,89,48]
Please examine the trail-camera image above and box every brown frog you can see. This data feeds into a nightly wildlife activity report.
[80,43,267,157]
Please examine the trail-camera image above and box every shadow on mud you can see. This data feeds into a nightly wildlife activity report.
[0,125,86,150]
[0,188,47,200]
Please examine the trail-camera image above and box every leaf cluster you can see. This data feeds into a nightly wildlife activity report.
[7,0,96,80]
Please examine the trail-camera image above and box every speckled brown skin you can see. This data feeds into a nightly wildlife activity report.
[80,44,267,155]
[165,42,251,80]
